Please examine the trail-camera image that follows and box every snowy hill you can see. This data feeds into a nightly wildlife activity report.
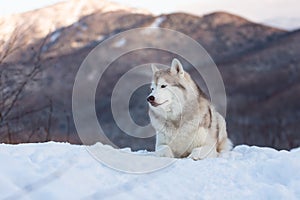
[1,142,299,199]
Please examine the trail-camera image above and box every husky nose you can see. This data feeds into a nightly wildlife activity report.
[147,95,155,102]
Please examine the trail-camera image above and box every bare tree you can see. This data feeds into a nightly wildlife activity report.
[0,24,54,144]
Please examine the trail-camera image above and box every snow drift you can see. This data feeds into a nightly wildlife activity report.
[0,142,299,199]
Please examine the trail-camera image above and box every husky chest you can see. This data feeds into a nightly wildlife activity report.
[147,58,232,160]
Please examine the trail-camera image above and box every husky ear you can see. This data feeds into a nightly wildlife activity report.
[151,64,159,74]
[171,58,184,77]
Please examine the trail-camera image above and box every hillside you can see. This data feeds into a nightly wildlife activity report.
[0,0,299,150]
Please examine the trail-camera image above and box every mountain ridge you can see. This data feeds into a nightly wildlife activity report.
[0,0,299,150]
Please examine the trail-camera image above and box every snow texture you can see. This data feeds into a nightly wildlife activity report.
[113,38,126,47]
[96,35,105,42]
[42,30,62,52]
[150,16,166,27]
[49,31,61,43]
[1,142,299,199]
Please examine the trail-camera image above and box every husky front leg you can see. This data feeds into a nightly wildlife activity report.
[155,145,174,158]
[188,145,218,160]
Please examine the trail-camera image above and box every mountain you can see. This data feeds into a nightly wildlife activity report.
[0,0,148,40]
[0,0,299,150]
[0,0,149,62]
[220,30,300,148]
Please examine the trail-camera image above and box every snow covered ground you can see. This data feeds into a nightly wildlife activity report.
[0,142,299,199]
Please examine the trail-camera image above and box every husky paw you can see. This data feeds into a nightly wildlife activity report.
[188,149,203,160]
[188,147,218,160]
[155,145,174,158]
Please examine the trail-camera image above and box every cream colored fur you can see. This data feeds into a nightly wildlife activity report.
[148,58,232,160]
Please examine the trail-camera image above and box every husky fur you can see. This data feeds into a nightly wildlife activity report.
[147,58,232,160]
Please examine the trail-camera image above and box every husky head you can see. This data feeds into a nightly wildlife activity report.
[147,58,199,117]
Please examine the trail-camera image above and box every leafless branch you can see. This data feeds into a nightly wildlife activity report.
[0,23,56,144]
[0,32,51,125]
[45,98,53,141]
[65,111,70,142]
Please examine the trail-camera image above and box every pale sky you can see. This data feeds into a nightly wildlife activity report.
[1,0,299,30]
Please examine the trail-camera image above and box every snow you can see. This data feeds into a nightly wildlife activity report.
[113,38,126,47]
[42,30,61,52]
[150,16,166,27]
[141,16,166,35]
[96,35,105,41]
[49,31,61,43]
[1,142,300,199]
[73,22,88,31]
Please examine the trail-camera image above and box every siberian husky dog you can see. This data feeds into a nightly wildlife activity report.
[147,58,232,160]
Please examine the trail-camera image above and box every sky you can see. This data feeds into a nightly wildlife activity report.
[1,0,299,30]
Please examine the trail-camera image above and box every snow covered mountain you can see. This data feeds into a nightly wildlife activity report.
[1,142,299,199]
[0,0,299,150]
[0,0,149,41]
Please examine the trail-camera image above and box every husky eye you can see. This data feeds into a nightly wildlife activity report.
[161,85,167,88]
[151,88,154,91]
